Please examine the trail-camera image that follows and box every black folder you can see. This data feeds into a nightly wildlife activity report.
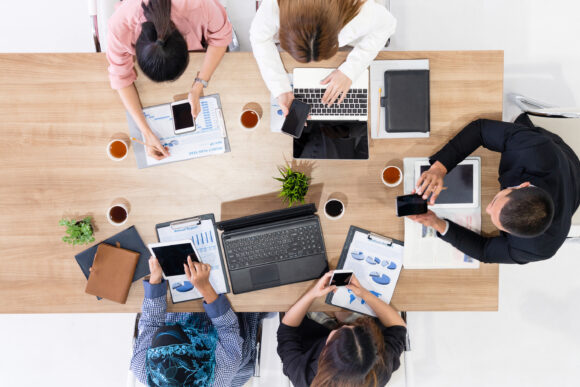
[381,69,430,133]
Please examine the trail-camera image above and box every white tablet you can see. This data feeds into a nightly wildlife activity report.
[147,240,201,279]
[414,158,480,208]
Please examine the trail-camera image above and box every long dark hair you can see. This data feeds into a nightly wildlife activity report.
[311,318,391,387]
[278,0,365,63]
[135,0,189,82]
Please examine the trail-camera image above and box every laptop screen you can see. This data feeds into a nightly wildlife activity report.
[293,121,369,160]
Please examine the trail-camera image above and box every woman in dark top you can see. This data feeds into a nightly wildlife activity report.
[277,272,407,387]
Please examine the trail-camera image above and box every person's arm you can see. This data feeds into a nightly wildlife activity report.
[282,272,335,327]
[117,85,170,160]
[346,276,405,328]
[188,45,228,118]
[250,0,294,114]
[187,0,232,118]
[184,257,242,386]
[329,3,396,105]
[130,258,167,384]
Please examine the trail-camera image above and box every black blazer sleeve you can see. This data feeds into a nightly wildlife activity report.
[438,220,548,264]
[430,119,521,171]
[277,323,306,383]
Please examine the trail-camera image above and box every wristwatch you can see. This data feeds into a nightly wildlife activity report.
[193,72,208,88]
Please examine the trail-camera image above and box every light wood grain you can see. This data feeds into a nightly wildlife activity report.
[0,51,502,313]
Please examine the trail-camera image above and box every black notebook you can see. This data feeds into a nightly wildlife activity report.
[75,225,151,283]
[381,69,430,133]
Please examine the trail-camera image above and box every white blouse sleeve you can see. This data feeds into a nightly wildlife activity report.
[249,0,292,98]
[338,3,397,82]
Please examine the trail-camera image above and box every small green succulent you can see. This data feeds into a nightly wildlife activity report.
[59,216,95,245]
[274,166,311,207]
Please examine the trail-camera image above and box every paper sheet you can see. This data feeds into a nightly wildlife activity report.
[142,96,226,167]
[402,157,481,269]
[331,231,403,316]
[157,219,228,303]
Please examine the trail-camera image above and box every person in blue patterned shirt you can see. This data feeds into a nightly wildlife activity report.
[130,256,265,387]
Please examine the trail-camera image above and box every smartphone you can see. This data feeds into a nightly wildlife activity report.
[171,100,196,134]
[281,99,310,138]
[329,270,353,286]
[396,194,428,217]
[147,240,201,277]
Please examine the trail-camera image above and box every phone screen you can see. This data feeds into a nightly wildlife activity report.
[330,271,353,286]
[152,243,199,276]
[172,103,194,130]
[281,100,309,138]
[396,194,428,217]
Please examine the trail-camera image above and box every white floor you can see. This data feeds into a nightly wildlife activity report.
[1,1,580,386]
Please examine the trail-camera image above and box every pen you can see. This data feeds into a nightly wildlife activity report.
[376,87,382,138]
[130,137,146,146]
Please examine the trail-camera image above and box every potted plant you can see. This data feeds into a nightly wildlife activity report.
[59,216,95,246]
[274,165,311,207]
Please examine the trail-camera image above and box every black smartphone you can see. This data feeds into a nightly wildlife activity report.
[396,194,428,217]
[329,270,353,286]
[281,99,310,138]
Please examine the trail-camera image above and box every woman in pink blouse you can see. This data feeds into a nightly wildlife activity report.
[107,0,232,160]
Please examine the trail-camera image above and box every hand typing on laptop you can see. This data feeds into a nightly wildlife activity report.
[320,69,352,107]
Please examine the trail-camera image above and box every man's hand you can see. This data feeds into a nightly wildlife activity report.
[277,91,295,117]
[144,131,170,160]
[415,161,448,204]
[188,82,204,120]
[320,70,352,107]
[183,256,217,303]
[306,272,337,300]
[148,257,163,285]
[345,275,369,299]
[407,210,448,234]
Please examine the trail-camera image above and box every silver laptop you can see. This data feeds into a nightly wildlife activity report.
[293,68,369,121]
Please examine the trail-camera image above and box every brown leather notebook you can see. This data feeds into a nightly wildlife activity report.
[85,243,140,304]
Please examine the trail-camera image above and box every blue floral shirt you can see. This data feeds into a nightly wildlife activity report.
[131,280,263,387]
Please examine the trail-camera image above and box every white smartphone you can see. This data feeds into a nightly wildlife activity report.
[329,270,353,286]
[147,240,201,278]
[170,100,196,134]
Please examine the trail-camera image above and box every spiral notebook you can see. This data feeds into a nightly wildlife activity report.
[325,226,403,317]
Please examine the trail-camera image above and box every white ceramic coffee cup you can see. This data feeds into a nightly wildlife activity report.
[239,109,260,130]
[324,199,345,220]
[381,166,403,187]
[106,139,129,162]
[107,203,129,226]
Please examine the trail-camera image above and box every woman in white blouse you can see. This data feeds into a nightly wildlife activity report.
[250,0,396,115]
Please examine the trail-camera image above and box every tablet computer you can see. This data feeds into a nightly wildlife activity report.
[147,240,201,278]
[414,158,480,208]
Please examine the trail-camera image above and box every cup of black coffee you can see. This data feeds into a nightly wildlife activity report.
[324,199,345,220]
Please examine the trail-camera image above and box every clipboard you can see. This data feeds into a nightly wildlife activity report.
[128,94,231,169]
[325,226,404,316]
[155,214,230,304]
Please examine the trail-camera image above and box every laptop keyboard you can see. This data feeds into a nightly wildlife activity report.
[294,88,368,120]
[224,223,325,270]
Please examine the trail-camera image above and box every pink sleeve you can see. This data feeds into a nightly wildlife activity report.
[201,0,232,47]
[106,10,137,90]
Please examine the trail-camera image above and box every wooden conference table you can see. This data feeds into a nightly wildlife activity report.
[0,51,503,313]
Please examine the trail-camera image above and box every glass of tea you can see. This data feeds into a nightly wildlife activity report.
[324,198,345,220]
[107,139,128,161]
[382,166,402,187]
[107,203,129,226]
[240,102,263,130]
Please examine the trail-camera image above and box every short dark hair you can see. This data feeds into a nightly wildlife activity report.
[136,0,189,82]
[499,186,554,238]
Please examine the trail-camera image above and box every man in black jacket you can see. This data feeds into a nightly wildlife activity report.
[408,114,580,264]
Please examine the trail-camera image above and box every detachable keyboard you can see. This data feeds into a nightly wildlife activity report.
[224,223,325,270]
[294,88,368,120]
